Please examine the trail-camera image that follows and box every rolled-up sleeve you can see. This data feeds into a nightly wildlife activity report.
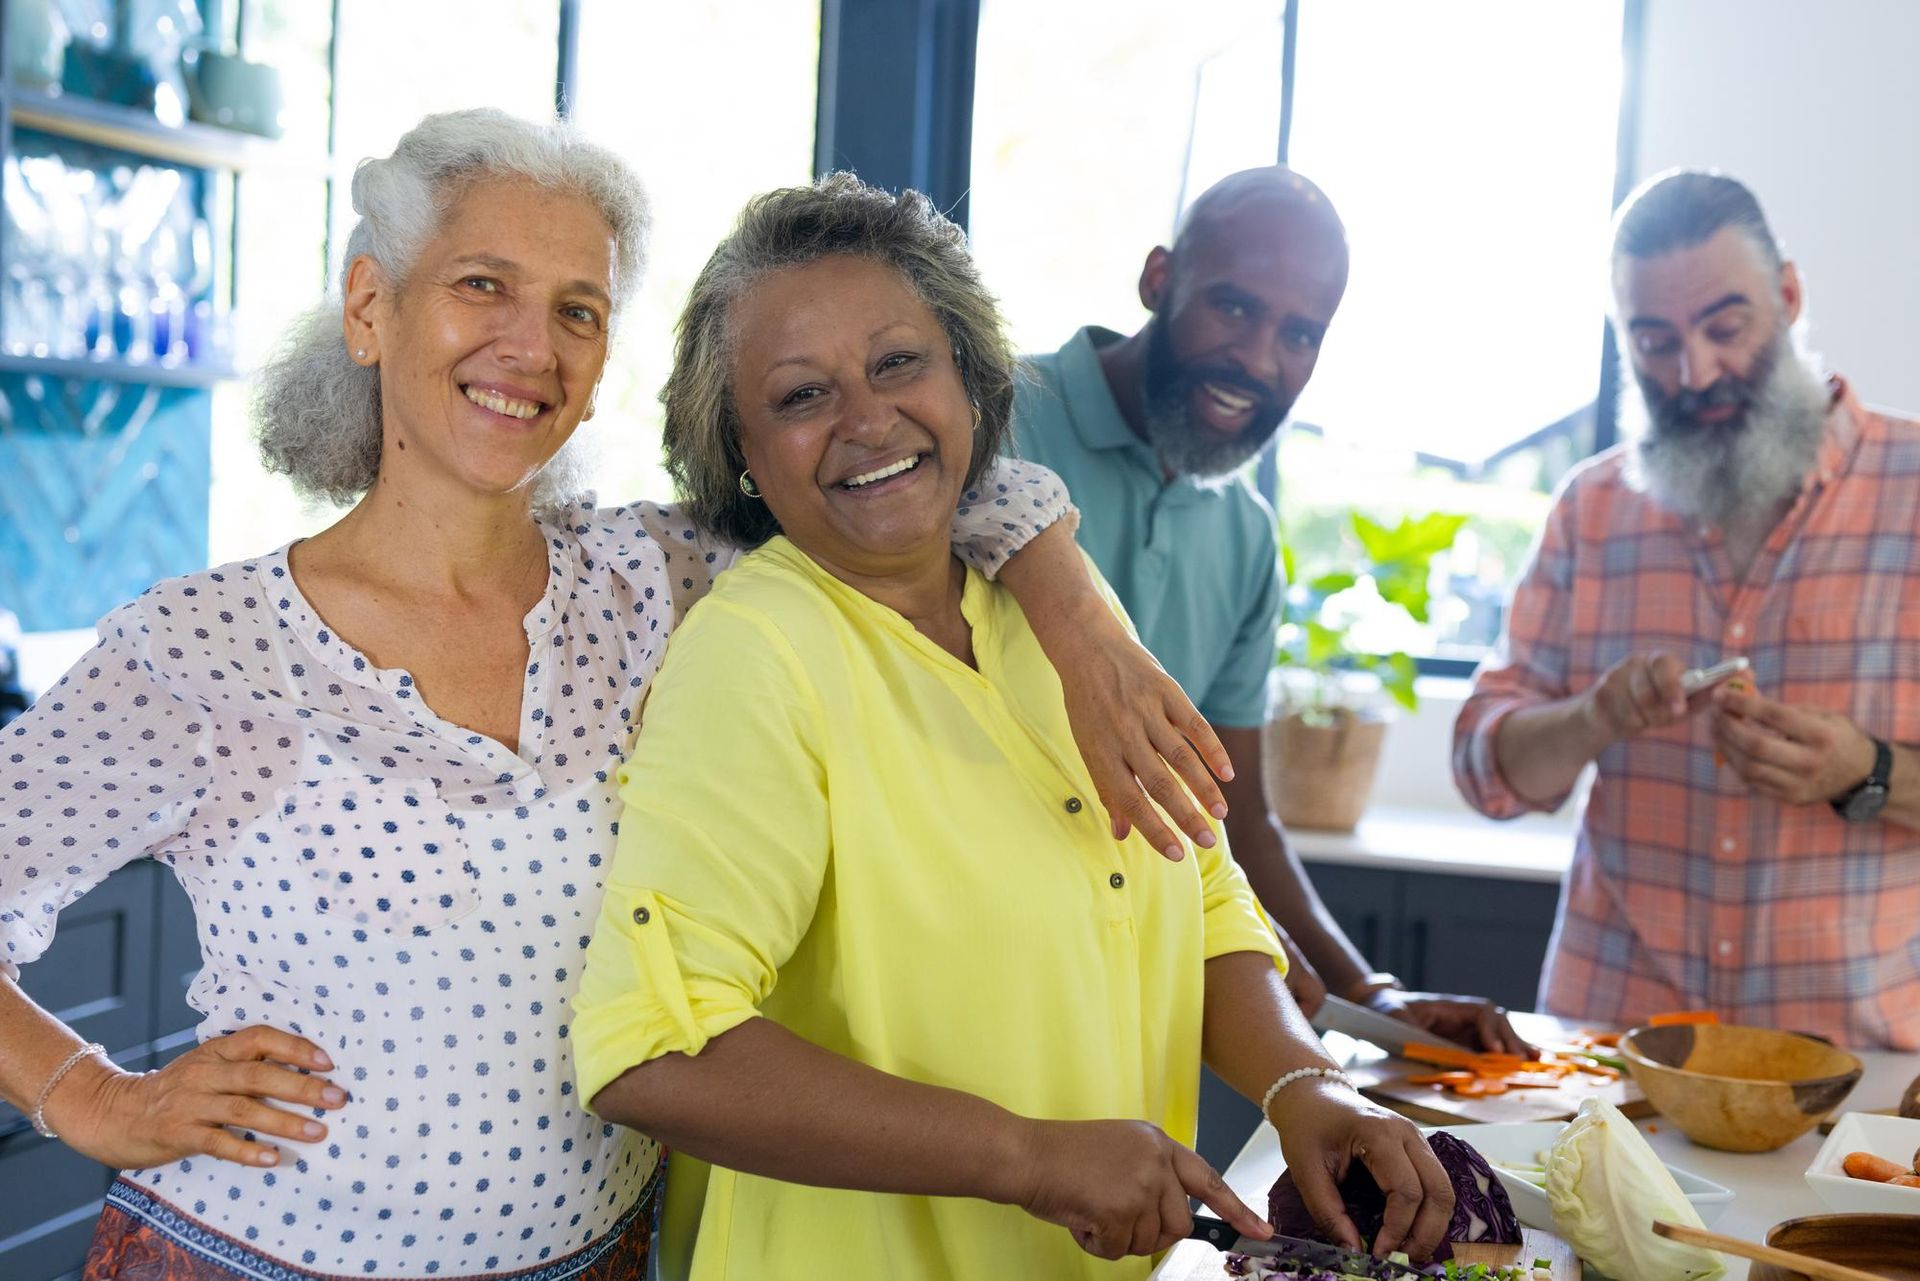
[950,456,1077,580]
[1453,478,1580,820]
[1196,831,1288,972]
[0,603,210,981]
[572,599,830,1110]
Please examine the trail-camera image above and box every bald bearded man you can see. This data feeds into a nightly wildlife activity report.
[1009,168,1527,1082]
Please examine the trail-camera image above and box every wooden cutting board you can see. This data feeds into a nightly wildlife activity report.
[1153,1227,1581,1280]
[1333,1012,1654,1126]
[1347,1057,1653,1126]
[1454,1227,1582,1278]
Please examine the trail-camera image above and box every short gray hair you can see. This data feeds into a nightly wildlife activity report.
[253,109,651,511]
[661,172,1015,549]
[1612,168,1783,271]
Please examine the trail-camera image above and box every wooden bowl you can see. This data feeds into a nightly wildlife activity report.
[1620,1023,1862,1152]
[1749,1213,1920,1280]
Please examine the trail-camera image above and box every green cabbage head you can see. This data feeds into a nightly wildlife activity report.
[1545,1097,1726,1280]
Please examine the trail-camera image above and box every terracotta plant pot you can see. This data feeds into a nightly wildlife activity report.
[1261,710,1388,833]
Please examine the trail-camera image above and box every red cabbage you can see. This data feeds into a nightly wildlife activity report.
[1266,1131,1520,1262]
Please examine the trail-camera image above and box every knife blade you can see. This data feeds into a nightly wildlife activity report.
[1309,993,1472,1058]
[1187,1213,1428,1276]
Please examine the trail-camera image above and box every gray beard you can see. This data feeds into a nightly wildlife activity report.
[1622,332,1831,531]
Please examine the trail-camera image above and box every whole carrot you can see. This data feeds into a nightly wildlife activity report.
[1843,1151,1910,1182]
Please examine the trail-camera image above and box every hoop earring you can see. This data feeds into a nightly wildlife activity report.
[970,401,982,433]
[739,470,761,498]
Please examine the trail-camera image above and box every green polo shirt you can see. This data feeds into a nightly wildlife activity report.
[1010,327,1283,729]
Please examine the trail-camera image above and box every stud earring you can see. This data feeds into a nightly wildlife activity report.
[355,348,367,361]
[738,470,761,499]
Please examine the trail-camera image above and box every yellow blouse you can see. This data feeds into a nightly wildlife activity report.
[572,537,1284,1281]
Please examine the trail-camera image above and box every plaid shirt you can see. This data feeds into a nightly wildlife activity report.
[1455,378,1920,1049]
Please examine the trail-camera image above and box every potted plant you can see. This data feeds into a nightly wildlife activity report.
[1264,509,1468,832]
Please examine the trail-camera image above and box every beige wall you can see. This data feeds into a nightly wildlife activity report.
[1631,0,1920,412]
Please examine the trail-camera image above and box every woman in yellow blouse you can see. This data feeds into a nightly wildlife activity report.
[571,174,1454,1280]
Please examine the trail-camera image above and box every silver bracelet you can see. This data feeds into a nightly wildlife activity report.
[30,1042,105,1140]
[1261,1065,1355,1118]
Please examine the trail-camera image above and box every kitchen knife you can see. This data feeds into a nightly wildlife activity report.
[1187,1213,1428,1277]
[1309,993,1473,1058]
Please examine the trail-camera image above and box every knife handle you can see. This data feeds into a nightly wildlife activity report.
[1188,1213,1239,1248]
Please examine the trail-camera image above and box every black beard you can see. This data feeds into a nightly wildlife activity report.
[1137,317,1292,479]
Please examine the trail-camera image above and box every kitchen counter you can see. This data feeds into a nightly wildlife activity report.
[1154,1017,1919,1280]
[1289,805,1575,885]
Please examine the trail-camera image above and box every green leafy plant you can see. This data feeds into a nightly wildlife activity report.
[1276,509,1469,718]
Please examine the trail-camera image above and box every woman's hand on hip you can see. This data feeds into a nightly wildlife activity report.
[48,1025,346,1171]
[1267,1081,1453,1260]
[1007,1117,1271,1260]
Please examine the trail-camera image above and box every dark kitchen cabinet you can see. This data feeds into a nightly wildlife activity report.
[1306,861,1561,1014]
[0,861,200,1281]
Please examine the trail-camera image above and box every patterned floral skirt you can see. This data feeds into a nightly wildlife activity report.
[81,1163,660,1281]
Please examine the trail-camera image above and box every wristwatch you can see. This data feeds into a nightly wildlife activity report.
[1831,737,1893,822]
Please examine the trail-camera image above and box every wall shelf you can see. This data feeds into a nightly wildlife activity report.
[0,352,237,388]
[2,84,326,177]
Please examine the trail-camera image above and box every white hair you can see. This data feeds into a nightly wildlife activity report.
[253,108,651,513]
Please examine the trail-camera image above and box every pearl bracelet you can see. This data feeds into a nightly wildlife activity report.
[1260,1065,1355,1117]
[31,1042,105,1140]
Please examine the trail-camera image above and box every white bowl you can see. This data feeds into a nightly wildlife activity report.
[1804,1110,1920,1215]
[1430,1121,1734,1231]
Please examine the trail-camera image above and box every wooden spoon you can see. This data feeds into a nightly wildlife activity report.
[1651,1220,1890,1281]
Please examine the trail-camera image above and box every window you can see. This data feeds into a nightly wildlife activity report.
[969,0,1284,355]
[1279,0,1625,659]
[568,1,819,507]
[970,0,1627,663]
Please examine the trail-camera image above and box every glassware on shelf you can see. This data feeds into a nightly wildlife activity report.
[3,158,56,358]
[3,145,223,371]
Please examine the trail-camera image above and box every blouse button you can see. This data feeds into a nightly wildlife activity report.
[631,905,651,925]
[1108,872,1126,889]
[1065,797,1084,814]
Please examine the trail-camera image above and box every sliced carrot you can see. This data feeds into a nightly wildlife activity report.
[1843,1151,1909,1182]
[1650,1010,1720,1026]
[1403,1042,1481,1069]
[1581,1031,1622,1048]
[1575,1063,1622,1080]
[1453,1078,1508,1096]
[1407,1071,1476,1087]
[1889,1175,1920,1188]
[1500,1072,1573,1089]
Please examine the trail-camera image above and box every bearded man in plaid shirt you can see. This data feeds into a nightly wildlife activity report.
[1455,169,1920,1049]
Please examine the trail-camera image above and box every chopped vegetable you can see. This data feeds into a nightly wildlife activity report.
[1648,1010,1720,1026]
[1889,1174,1920,1188]
[1544,1097,1725,1280]
[1400,1043,1619,1098]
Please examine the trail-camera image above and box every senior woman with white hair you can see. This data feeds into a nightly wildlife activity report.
[0,111,1224,1280]
[572,174,1455,1280]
